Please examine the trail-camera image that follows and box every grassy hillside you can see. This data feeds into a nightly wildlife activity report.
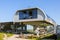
[0,33,4,40]
[0,32,13,40]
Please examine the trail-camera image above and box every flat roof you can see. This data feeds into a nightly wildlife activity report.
[16,8,38,12]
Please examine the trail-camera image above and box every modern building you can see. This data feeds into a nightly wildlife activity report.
[13,8,57,33]
[0,8,57,34]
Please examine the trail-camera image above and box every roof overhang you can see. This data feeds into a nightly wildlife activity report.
[14,21,54,26]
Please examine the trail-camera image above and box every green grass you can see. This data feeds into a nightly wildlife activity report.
[44,33,53,37]
[29,37,42,40]
[28,34,53,40]
[57,37,60,40]
[6,33,13,37]
[30,38,36,40]
[0,33,4,40]
[0,32,13,40]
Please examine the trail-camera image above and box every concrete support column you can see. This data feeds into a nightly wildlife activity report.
[54,25,57,34]
[21,23,27,31]
[33,25,37,31]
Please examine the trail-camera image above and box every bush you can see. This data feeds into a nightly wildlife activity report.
[36,37,42,40]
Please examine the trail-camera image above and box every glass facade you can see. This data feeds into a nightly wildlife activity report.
[46,25,54,32]
[19,9,37,19]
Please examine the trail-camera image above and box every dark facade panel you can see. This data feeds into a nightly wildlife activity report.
[19,9,37,20]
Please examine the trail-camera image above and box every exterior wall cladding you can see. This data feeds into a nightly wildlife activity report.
[13,8,57,26]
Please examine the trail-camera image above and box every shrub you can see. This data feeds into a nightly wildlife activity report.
[36,37,42,40]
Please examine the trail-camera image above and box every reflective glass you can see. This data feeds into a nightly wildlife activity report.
[19,9,37,19]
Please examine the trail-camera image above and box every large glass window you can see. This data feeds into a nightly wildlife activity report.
[32,9,37,18]
[46,25,54,32]
[19,9,37,19]
[19,12,24,19]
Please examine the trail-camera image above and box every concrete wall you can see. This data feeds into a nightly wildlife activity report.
[37,9,45,20]
[13,8,45,22]
[13,8,57,26]
[13,13,19,22]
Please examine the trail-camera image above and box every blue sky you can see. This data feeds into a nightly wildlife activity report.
[0,0,60,25]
